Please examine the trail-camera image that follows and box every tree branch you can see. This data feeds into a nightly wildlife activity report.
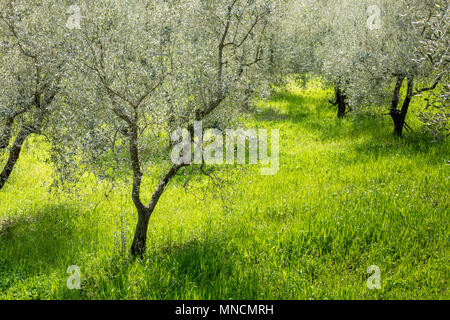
[414,71,446,96]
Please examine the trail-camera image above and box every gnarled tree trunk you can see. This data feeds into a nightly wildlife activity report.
[389,75,414,137]
[0,118,15,150]
[331,86,348,118]
[126,0,260,257]
[130,207,151,257]
[129,163,184,257]
[0,125,33,190]
[127,121,186,257]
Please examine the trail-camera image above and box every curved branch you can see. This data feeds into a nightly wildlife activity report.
[414,71,446,96]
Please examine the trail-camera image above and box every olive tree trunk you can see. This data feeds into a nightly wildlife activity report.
[331,86,348,118]
[129,163,184,257]
[127,121,186,257]
[0,126,33,190]
[130,207,151,257]
[389,76,414,137]
[0,118,15,150]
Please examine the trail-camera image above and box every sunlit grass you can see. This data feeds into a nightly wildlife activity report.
[0,80,448,300]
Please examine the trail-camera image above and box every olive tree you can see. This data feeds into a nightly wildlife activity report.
[282,0,370,118]
[0,0,70,189]
[64,0,280,256]
[370,0,449,136]
[313,0,449,134]
[301,0,362,118]
[403,0,449,136]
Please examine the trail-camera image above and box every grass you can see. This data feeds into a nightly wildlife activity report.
[0,79,448,300]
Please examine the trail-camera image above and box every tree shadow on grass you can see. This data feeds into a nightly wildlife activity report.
[85,235,261,300]
[257,88,448,168]
[153,237,265,299]
[349,133,449,165]
[255,107,293,123]
[256,90,334,125]
[0,204,94,291]
[255,90,389,143]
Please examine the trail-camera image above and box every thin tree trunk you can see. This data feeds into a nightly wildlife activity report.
[129,4,238,256]
[128,122,149,257]
[397,77,414,136]
[127,121,185,257]
[390,76,414,137]
[0,117,15,150]
[130,163,184,257]
[334,86,347,118]
[130,207,151,257]
[0,108,29,150]
[242,86,254,112]
[390,75,405,111]
[389,75,405,136]
[0,126,32,190]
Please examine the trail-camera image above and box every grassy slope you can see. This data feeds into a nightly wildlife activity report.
[0,80,448,300]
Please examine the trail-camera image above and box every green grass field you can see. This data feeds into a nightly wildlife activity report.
[0,79,448,300]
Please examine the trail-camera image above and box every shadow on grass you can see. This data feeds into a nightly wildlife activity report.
[258,87,449,168]
[0,204,93,290]
[350,133,449,164]
[82,235,260,299]
[149,237,242,299]
[256,89,381,142]
[158,238,235,282]
[256,90,334,125]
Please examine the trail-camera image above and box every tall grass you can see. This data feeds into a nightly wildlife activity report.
[0,80,448,300]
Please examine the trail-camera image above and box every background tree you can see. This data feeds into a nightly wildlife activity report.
[310,0,449,134]
[378,0,449,136]
[306,0,361,118]
[0,0,69,189]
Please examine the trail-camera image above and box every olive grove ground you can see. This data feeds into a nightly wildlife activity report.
[0,80,448,299]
